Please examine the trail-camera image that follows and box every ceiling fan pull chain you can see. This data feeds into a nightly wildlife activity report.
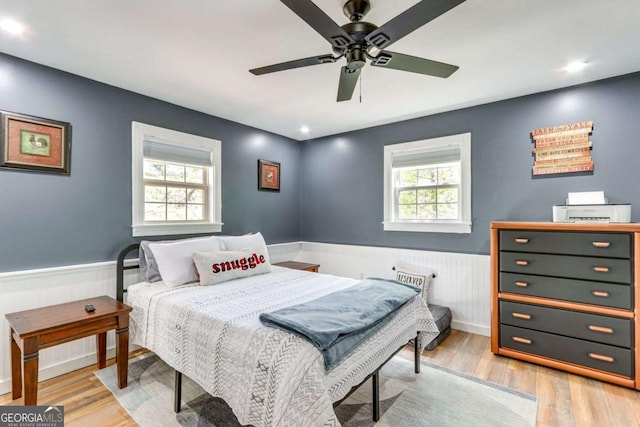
[359,71,362,103]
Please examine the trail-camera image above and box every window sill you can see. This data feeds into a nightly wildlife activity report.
[383,221,471,234]
[132,222,223,237]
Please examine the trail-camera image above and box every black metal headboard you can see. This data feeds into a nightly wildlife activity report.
[115,244,437,302]
[116,243,141,302]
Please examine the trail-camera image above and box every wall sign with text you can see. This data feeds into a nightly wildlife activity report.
[531,121,593,176]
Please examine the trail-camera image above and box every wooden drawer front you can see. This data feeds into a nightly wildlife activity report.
[500,251,631,284]
[499,272,632,309]
[500,230,631,258]
[40,317,119,349]
[500,301,632,347]
[500,325,633,377]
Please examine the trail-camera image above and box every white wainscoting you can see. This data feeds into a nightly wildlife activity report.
[0,241,486,396]
[293,242,491,337]
[0,242,301,396]
[0,262,122,396]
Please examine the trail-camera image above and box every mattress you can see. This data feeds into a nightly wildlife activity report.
[127,266,438,427]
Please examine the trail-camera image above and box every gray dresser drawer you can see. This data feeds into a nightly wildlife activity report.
[500,301,632,347]
[499,272,632,309]
[500,230,631,258]
[500,251,631,284]
[500,325,633,377]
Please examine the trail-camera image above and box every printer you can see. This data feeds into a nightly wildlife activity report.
[553,191,631,223]
[553,203,631,223]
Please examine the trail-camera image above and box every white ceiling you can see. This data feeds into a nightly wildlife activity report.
[1,0,639,140]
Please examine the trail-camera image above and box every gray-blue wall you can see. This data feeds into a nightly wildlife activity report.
[3,51,639,272]
[0,53,301,272]
[300,72,640,255]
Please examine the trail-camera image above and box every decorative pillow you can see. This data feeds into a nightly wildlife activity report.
[219,232,267,251]
[140,236,223,282]
[147,236,222,287]
[394,261,436,303]
[193,245,272,286]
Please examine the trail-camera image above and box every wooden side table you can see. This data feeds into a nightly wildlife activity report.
[274,261,320,272]
[5,295,132,405]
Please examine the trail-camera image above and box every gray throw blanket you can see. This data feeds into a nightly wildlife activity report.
[259,278,420,369]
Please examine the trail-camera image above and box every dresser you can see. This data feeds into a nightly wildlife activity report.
[491,221,640,389]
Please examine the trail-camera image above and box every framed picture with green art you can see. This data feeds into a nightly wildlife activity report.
[0,110,72,175]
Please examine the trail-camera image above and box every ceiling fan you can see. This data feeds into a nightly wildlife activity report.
[250,0,466,102]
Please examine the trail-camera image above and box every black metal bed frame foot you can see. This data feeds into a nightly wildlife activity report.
[372,370,380,421]
[174,370,182,413]
[414,332,421,373]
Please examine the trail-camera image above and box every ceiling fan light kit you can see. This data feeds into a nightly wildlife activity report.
[250,0,465,102]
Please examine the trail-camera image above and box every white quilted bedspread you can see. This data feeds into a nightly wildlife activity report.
[127,267,438,427]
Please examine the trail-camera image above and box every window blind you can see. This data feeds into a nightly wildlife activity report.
[143,138,213,167]
[391,147,460,169]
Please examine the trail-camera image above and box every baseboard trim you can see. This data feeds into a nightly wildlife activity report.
[452,320,490,337]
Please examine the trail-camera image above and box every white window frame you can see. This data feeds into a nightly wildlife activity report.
[383,133,471,234]
[131,121,222,237]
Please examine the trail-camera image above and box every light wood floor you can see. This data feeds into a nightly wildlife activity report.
[2,330,639,426]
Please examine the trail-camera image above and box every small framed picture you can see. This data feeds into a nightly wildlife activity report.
[0,111,72,175]
[258,159,280,192]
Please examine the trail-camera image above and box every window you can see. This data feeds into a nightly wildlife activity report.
[383,133,471,233]
[132,122,222,237]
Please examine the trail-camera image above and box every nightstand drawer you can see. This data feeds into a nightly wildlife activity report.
[499,272,632,309]
[500,324,633,377]
[500,251,631,284]
[500,230,630,258]
[500,301,632,347]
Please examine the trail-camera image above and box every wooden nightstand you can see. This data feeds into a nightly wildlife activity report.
[274,261,320,273]
[5,295,132,405]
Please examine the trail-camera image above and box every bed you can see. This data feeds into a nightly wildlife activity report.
[117,241,438,427]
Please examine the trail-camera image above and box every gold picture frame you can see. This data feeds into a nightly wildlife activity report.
[0,111,72,175]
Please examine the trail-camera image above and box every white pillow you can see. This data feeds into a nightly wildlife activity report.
[148,236,222,287]
[193,245,272,286]
[219,232,267,251]
[394,261,436,303]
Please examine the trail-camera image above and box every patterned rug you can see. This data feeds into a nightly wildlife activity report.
[96,353,537,427]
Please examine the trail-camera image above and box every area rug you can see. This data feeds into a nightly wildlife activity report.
[96,353,537,427]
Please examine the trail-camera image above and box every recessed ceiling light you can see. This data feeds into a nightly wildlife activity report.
[300,126,310,134]
[0,18,26,36]
[565,61,588,73]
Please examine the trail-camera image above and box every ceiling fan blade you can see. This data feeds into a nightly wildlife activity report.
[365,0,466,50]
[250,54,337,75]
[370,51,458,78]
[281,0,355,49]
[337,66,361,102]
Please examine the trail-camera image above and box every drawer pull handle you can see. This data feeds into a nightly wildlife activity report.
[588,325,614,334]
[512,312,532,320]
[592,241,611,248]
[514,238,529,244]
[589,353,615,363]
[593,266,610,273]
[592,291,610,298]
[516,260,529,266]
[515,281,529,287]
[512,336,532,345]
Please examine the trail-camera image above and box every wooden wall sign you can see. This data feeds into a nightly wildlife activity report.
[531,121,593,176]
